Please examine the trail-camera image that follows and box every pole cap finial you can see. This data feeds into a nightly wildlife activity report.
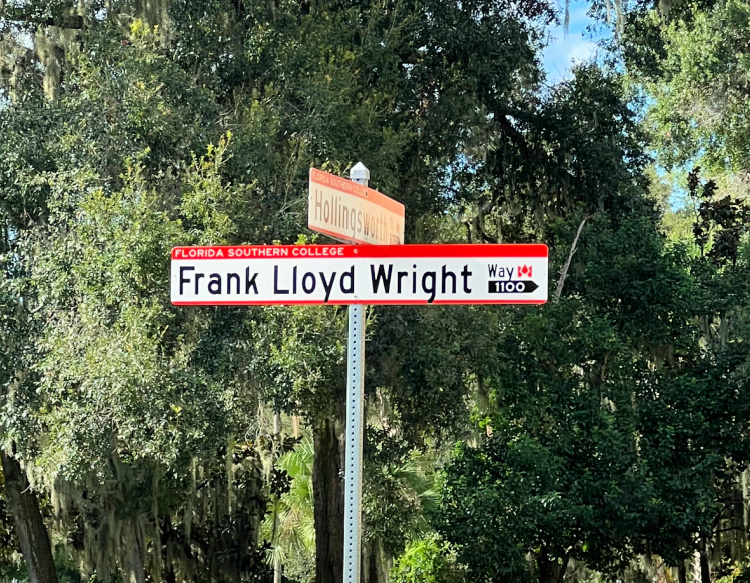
[350,162,370,186]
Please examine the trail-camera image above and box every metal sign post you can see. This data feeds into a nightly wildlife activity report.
[344,163,369,583]
[344,302,365,583]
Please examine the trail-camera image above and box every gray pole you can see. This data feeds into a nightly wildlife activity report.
[343,162,369,583]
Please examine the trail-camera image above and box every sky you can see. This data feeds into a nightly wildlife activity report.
[541,0,611,84]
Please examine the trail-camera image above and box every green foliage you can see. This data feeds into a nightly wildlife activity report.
[0,559,26,583]
[29,163,216,477]
[437,298,661,581]
[437,178,750,580]
[363,431,440,557]
[726,564,750,583]
[262,437,316,581]
[391,535,466,583]
[635,1,750,176]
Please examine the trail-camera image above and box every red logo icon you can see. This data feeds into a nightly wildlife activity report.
[518,265,532,278]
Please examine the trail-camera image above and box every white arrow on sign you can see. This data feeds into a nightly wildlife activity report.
[170,244,548,305]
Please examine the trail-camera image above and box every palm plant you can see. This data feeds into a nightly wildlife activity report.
[262,437,316,582]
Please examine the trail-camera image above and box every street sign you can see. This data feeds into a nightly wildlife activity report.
[170,244,548,306]
[308,168,405,245]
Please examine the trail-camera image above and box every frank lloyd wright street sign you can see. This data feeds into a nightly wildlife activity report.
[170,243,548,306]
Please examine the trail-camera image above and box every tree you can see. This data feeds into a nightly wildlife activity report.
[641,1,750,179]
[0,19,277,577]
[606,0,750,571]
[434,63,702,583]
[263,436,316,582]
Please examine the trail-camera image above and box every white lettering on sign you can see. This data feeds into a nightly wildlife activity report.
[171,245,548,306]
[308,168,405,245]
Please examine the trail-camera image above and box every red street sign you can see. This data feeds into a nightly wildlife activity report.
[171,244,548,306]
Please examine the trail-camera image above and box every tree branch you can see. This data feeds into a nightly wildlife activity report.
[553,215,591,303]
[1,7,84,29]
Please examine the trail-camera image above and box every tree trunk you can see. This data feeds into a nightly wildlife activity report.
[313,417,344,583]
[0,450,59,583]
[124,519,146,583]
[362,538,389,583]
[699,537,711,583]
[678,561,687,583]
[537,547,568,583]
[274,410,283,583]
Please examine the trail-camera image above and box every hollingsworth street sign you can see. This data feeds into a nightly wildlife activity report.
[308,167,405,245]
[170,244,548,306]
